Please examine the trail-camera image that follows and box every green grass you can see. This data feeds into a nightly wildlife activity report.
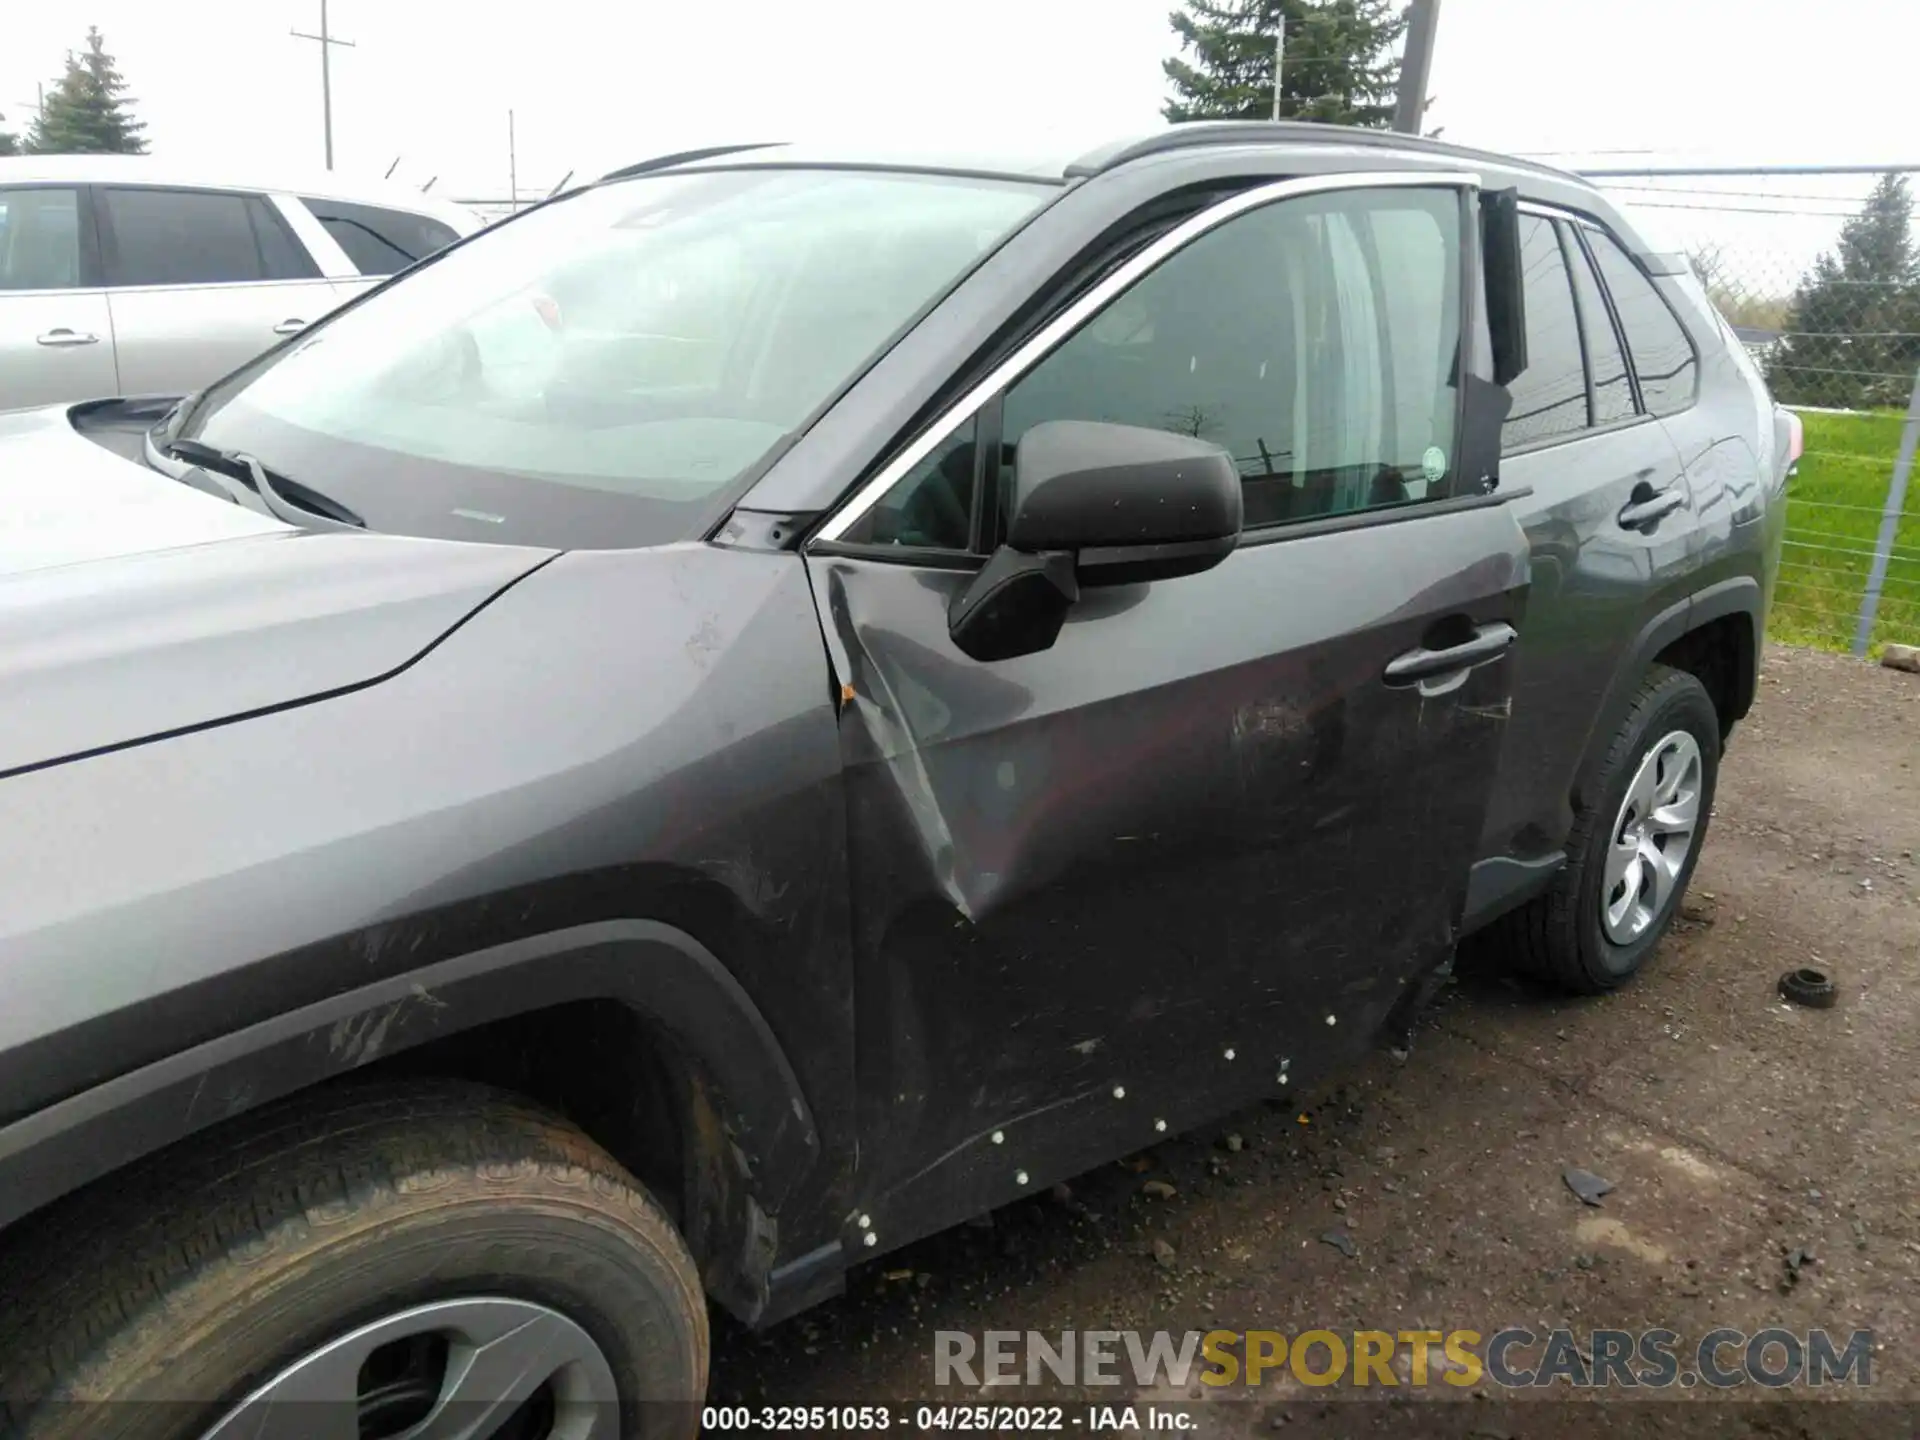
[1773,408,1920,654]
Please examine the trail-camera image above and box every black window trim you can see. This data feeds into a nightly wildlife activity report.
[91,182,326,291]
[1573,219,1702,418]
[0,181,105,291]
[815,167,1494,567]
[1553,219,1600,430]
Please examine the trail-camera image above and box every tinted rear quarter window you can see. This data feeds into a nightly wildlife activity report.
[1563,229,1636,424]
[101,187,317,286]
[1586,228,1698,416]
[1503,213,1587,450]
[301,197,459,276]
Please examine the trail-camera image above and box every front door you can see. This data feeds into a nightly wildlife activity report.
[808,177,1532,1245]
[0,185,118,408]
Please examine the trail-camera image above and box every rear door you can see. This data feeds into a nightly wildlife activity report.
[806,175,1532,1240]
[0,185,118,408]
[1474,210,1698,869]
[97,184,339,394]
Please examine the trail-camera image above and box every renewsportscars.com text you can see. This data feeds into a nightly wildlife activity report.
[935,1327,1874,1390]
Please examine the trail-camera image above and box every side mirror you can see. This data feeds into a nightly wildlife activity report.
[1480,188,1529,388]
[948,420,1243,662]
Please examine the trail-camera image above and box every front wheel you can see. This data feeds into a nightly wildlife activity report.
[0,1081,708,1440]
[1494,664,1720,993]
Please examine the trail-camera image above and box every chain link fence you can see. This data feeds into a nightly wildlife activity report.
[1589,167,1920,657]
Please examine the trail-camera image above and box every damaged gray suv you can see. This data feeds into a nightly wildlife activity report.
[0,124,1790,1437]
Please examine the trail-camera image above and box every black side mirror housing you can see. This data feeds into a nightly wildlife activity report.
[948,420,1243,662]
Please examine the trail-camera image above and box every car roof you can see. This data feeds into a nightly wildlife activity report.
[0,154,482,229]
[601,122,1590,192]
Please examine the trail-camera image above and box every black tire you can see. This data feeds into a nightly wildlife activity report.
[0,1080,707,1440]
[1493,664,1720,994]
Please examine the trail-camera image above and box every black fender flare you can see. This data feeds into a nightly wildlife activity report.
[0,921,819,1313]
[1574,573,1762,808]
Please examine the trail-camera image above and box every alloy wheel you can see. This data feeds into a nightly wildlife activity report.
[1600,728,1703,945]
[199,1296,619,1440]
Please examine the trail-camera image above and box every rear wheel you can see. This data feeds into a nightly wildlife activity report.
[0,1081,707,1440]
[1494,664,1720,993]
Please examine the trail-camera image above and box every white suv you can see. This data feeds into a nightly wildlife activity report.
[0,157,483,410]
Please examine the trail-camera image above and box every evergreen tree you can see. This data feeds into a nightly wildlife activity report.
[26,28,147,156]
[1766,174,1920,409]
[1164,0,1407,130]
[0,115,19,157]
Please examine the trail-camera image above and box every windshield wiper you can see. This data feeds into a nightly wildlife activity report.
[166,438,367,532]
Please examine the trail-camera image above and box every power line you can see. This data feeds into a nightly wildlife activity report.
[1600,183,1882,205]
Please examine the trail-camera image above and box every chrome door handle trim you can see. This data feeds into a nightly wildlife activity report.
[36,329,100,347]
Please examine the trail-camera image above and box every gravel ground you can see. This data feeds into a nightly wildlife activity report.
[710,644,1919,1431]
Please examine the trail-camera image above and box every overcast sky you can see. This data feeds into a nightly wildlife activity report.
[3,0,1915,284]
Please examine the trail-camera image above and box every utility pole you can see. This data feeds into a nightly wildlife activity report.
[507,109,518,212]
[1271,17,1286,120]
[291,0,357,170]
[1393,0,1441,134]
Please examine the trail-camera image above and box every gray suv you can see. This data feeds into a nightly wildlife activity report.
[0,125,1789,1438]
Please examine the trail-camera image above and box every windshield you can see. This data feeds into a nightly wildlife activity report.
[181,168,1051,548]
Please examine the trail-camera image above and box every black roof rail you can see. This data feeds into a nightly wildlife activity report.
[598,143,784,183]
[1066,121,1582,184]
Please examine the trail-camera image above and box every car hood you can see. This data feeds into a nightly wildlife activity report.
[0,405,557,776]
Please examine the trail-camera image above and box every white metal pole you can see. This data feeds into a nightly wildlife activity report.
[1272,19,1286,120]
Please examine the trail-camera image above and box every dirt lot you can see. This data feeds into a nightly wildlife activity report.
[710,643,1919,1432]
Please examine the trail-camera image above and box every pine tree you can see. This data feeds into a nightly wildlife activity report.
[1164,0,1407,130]
[0,114,19,157]
[26,28,147,156]
[1766,174,1920,409]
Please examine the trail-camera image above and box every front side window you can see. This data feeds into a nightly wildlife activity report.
[997,186,1464,534]
[1502,214,1588,450]
[0,187,82,291]
[1586,228,1698,416]
[850,186,1467,554]
[181,168,1048,549]
[101,187,317,286]
[302,197,460,276]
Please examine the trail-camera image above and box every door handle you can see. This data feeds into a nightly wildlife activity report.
[36,328,100,347]
[1619,485,1686,531]
[272,318,308,335]
[1385,621,1518,686]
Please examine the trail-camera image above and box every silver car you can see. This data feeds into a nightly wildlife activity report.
[0,157,483,409]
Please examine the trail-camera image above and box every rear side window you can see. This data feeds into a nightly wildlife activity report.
[1502,214,1587,450]
[0,187,83,291]
[301,197,460,276]
[1564,232,1636,425]
[101,187,319,286]
[1586,228,1698,416]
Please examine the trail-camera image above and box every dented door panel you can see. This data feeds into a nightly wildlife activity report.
[809,500,1531,1245]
